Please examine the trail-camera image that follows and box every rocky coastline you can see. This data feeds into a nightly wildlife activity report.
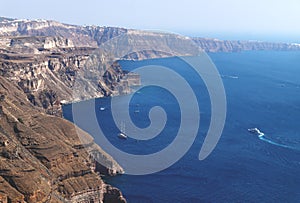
[0,18,131,203]
[0,17,300,203]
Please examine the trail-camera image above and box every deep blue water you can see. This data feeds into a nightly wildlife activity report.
[63,51,300,202]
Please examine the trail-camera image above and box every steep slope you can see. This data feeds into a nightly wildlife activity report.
[0,76,125,203]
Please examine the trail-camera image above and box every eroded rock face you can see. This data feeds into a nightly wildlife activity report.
[0,18,127,48]
[0,37,136,116]
[0,76,125,202]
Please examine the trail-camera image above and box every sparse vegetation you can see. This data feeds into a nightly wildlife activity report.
[17,117,24,124]
[0,94,5,102]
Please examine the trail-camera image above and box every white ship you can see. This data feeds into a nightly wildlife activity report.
[248,128,264,137]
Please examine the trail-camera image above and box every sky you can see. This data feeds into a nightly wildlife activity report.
[1,0,300,42]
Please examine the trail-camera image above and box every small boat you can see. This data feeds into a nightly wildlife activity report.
[248,128,264,137]
[134,110,140,113]
[100,107,105,111]
[118,132,128,139]
[118,122,127,139]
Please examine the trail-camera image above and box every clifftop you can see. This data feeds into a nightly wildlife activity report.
[0,18,127,48]
[1,17,299,53]
[192,37,300,52]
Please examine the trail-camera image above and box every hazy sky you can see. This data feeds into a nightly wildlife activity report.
[1,0,299,42]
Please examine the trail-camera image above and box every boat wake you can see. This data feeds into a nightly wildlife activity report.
[221,75,239,79]
[248,128,298,151]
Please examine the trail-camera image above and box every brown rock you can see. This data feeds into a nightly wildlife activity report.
[0,75,125,202]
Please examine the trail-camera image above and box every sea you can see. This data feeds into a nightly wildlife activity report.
[63,51,300,202]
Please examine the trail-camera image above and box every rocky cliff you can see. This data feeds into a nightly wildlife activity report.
[192,37,300,52]
[0,19,130,203]
[0,75,125,203]
[0,18,201,116]
[0,35,138,116]
[1,18,299,54]
[0,18,126,48]
[0,17,299,203]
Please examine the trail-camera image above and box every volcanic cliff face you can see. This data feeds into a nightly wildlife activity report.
[192,37,300,52]
[0,75,125,203]
[0,18,202,116]
[0,35,137,116]
[0,17,127,47]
